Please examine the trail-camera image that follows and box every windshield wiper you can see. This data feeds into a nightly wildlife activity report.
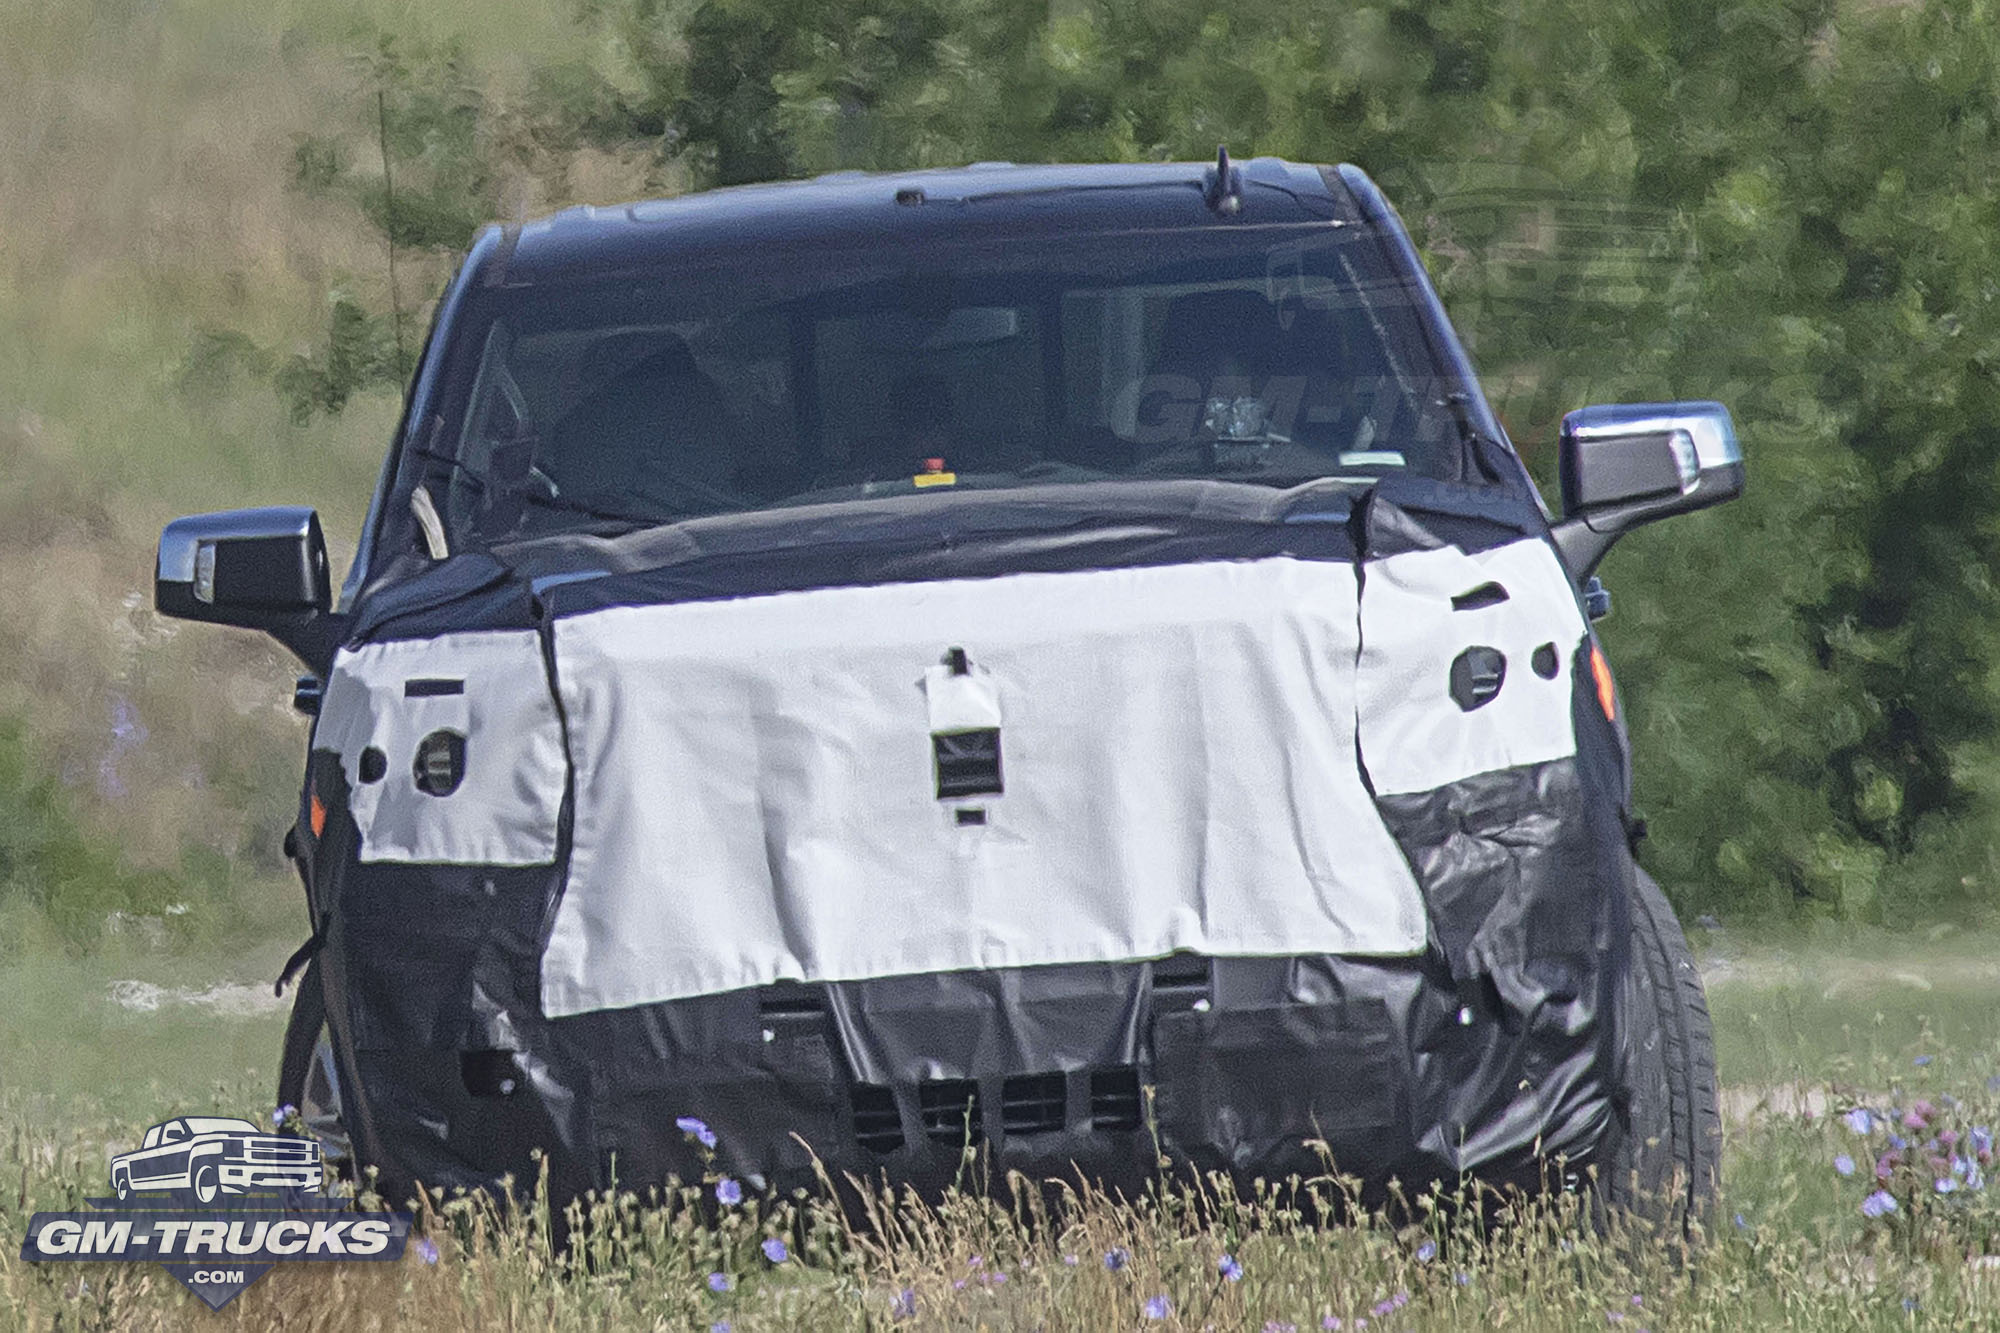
[1441,392,1513,485]
[510,486,688,531]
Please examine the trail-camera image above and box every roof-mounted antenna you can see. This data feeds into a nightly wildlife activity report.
[1204,144,1243,215]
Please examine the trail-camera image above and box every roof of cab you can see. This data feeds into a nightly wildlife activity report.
[487,157,1358,285]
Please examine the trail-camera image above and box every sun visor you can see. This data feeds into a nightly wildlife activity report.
[315,631,565,865]
[542,558,1428,1018]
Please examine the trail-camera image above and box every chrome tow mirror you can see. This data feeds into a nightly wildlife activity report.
[1550,401,1743,578]
[155,506,339,669]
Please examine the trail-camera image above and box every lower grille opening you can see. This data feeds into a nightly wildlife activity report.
[1000,1073,1067,1136]
[852,1084,905,1154]
[1090,1067,1143,1131]
[460,1050,521,1099]
[1151,952,1213,1010]
[918,1079,983,1146]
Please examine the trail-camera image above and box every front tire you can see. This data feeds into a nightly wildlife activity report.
[192,1162,219,1204]
[1604,867,1722,1228]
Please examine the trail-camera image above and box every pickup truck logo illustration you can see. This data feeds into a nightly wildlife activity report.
[108,1117,321,1202]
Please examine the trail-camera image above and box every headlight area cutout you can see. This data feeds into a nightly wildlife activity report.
[1356,537,1589,797]
[315,630,564,866]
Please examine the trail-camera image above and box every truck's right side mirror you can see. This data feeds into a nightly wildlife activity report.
[1549,400,1743,579]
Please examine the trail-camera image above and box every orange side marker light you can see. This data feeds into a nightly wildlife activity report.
[1589,642,1618,721]
[309,792,327,839]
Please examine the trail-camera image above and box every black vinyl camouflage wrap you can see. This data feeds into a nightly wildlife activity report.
[295,480,1637,1209]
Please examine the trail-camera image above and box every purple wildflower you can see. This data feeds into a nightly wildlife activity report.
[1608,1314,1625,1325]
[1373,1298,1396,1317]
[1416,1239,1437,1262]
[1455,1272,1472,1286]
[1834,1154,1855,1176]
[1632,1295,1644,1306]
[1914,1055,1934,1067]
[715,1177,742,1206]
[711,1324,731,1333]
[1973,1127,1993,1155]
[1843,1107,1875,1135]
[1903,1109,1928,1131]
[1323,1318,1344,1330]
[1861,1190,1898,1218]
[1063,1254,1080,1266]
[1219,1254,1244,1282]
[762,1237,788,1263]
[1936,1176,1959,1194]
[1265,1323,1298,1332]
[272,1104,296,1127]
[413,1236,439,1265]
[677,1116,718,1149]
[1732,1212,1748,1230]
[1144,1295,1171,1320]
[707,1272,732,1293]
[1890,1134,1909,1150]
[892,1289,917,1319]
[1104,1247,1130,1272]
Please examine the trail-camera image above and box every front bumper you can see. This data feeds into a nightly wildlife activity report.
[325,940,1618,1209]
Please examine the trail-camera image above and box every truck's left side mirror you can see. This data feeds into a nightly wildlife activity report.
[156,506,336,667]
[1549,400,1743,579]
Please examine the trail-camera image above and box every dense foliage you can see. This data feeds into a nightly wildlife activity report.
[277,0,2000,922]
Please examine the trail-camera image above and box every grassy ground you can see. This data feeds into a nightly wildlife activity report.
[1,928,1997,1329]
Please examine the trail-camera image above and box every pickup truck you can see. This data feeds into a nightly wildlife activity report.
[109,1117,322,1202]
[156,153,1735,1222]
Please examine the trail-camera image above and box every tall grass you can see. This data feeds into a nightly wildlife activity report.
[0,935,1997,1329]
[3,1071,1999,1330]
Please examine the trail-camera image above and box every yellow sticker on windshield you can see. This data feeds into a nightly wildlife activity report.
[913,472,957,488]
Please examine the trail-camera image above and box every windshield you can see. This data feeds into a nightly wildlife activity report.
[420,223,1475,544]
